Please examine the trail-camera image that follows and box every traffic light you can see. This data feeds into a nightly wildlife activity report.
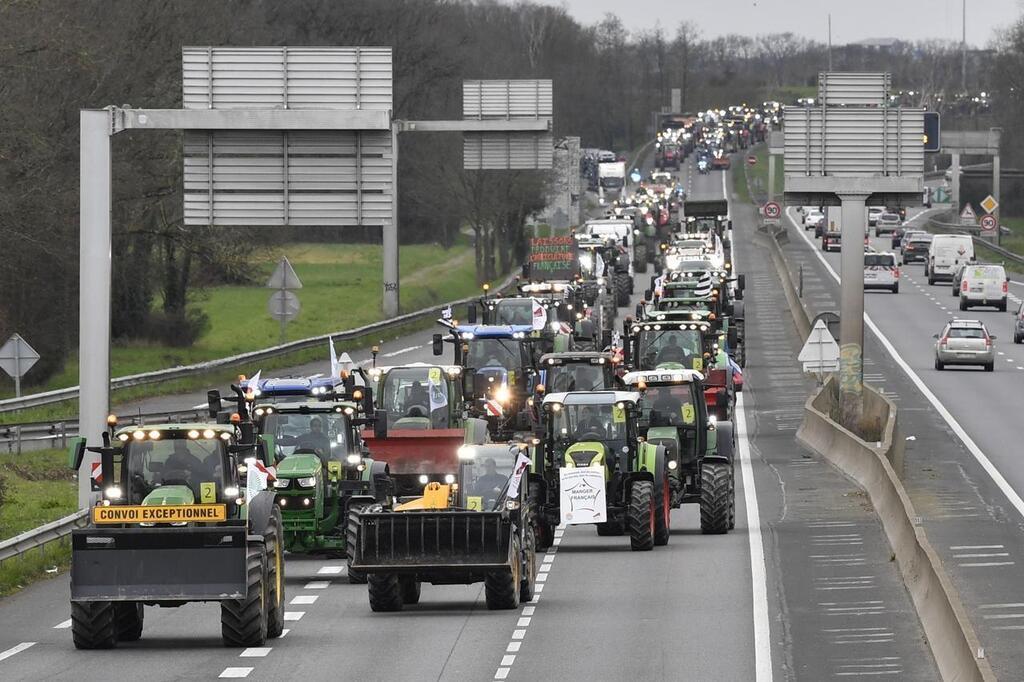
[923,112,940,152]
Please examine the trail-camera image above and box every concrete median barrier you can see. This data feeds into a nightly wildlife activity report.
[797,378,994,682]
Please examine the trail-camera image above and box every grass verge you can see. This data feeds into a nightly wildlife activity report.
[0,448,76,597]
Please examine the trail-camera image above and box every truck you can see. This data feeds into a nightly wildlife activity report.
[597,160,626,200]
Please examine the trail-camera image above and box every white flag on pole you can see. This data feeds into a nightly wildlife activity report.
[531,298,547,331]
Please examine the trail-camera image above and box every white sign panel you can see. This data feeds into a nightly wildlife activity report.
[798,320,840,373]
[559,466,607,525]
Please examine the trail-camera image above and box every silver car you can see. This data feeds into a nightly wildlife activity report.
[1013,302,1024,344]
[934,319,995,371]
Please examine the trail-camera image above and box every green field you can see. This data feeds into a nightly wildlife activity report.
[0,448,76,595]
[977,218,1024,275]
[5,240,478,397]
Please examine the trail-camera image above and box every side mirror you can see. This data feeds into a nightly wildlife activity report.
[69,437,86,470]
[635,303,644,318]
[362,386,374,415]
[728,327,738,350]
[207,390,222,419]
[644,289,652,300]
[466,304,477,324]
[932,334,940,339]
[990,335,998,341]
[373,409,388,440]
[432,333,444,356]
[737,274,746,291]
[462,371,475,398]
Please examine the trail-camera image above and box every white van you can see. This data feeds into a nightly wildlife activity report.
[864,252,900,293]
[959,263,1009,311]
[926,235,974,285]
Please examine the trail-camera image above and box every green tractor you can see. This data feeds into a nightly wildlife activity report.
[252,395,390,569]
[67,386,285,649]
[621,369,736,534]
[532,391,670,551]
[349,442,537,611]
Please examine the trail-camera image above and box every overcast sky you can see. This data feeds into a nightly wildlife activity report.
[532,0,1022,47]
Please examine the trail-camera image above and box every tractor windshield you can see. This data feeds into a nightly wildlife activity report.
[638,385,701,429]
[378,367,450,428]
[637,329,703,369]
[462,446,521,510]
[550,403,628,444]
[125,435,228,503]
[263,411,350,460]
[467,338,524,373]
[546,363,609,392]
[493,299,534,326]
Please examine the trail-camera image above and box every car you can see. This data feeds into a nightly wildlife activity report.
[805,210,825,232]
[934,319,995,371]
[958,263,1009,311]
[875,212,901,236]
[898,230,926,251]
[864,252,899,293]
[901,234,933,264]
[822,228,841,252]
[1013,302,1024,344]
[868,206,884,227]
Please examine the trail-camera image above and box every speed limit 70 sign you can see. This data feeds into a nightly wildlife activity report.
[763,201,781,219]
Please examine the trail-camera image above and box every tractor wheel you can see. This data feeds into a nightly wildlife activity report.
[367,574,404,612]
[114,602,144,642]
[628,480,655,551]
[634,244,648,274]
[520,529,537,604]
[485,535,521,610]
[265,511,285,639]
[728,466,737,530]
[615,273,631,307]
[700,462,731,535]
[596,520,624,536]
[71,601,117,649]
[654,475,671,547]
[221,545,269,647]
[399,576,421,605]
[346,508,367,584]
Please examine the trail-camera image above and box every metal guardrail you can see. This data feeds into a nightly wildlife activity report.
[1,408,207,452]
[0,271,519,415]
[0,510,89,566]
[924,214,1024,267]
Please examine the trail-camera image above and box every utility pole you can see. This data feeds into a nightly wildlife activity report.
[828,15,833,72]
[961,0,967,93]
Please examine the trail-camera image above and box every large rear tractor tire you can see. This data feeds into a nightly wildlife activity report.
[346,508,367,584]
[485,535,521,610]
[221,545,269,647]
[400,576,421,605]
[654,475,671,547]
[628,480,655,551]
[700,462,732,535]
[265,512,285,639]
[634,244,648,274]
[114,602,144,642]
[367,574,404,612]
[71,601,117,649]
[615,273,631,307]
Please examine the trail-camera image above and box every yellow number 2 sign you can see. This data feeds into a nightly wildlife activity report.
[200,481,217,503]
[681,403,696,425]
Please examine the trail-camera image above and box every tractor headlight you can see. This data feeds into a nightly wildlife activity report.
[273,479,290,489]
[419,474,430,484]
[495,385,511,404]
[224,486,239,498]
[458,445,477,461]
[444,474,456,484]
[668,460,678,470]
[346,453,362,465]
[505,499,520,510]
[296,476,316,488]
[104,486,122,500]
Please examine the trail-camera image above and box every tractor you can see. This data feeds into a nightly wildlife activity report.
[576,235,625,322]
[621,369,736,534]
[348,442,537,611]
[67,386,285,649]
[531,391,670,551]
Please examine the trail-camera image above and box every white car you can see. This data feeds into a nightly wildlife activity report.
[868,206,884,227]
[864,252,899,293]
[958,263,1009,311]
[875,213,901,236]
[804,210,825,231]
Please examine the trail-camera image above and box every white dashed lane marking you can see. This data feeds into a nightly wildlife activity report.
[53,619,71,629]
[219,668,253,679]
[493,536,560,679]
[290,595,318,605]
[0,642,35,663]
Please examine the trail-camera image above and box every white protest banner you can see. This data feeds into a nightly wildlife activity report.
[559,466,607,525]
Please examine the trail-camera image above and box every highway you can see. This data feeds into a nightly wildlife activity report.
[781,204,1024,678]
[0,156,941,680]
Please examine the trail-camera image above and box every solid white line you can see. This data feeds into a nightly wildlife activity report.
[382,345,422,358]
[736,392,773,682]
[787,208,1024,523]
[950,545,1003,550]
[0,642,35,662]
[53,619,72,629]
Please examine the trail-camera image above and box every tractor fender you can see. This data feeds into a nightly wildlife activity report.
[703,421,735,465]
[247,489,278,539]
[732,299,745,322]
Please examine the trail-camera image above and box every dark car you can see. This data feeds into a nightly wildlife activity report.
[901,235,933,264]
[1014,301,1024,344]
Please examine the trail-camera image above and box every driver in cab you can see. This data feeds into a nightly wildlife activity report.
[656,334,694,365]
[296,417,331,456]
[575,406,606,439]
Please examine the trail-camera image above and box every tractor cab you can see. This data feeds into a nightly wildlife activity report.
[538,351,619,394]
[369,363,463,430]
[623,319,711,373]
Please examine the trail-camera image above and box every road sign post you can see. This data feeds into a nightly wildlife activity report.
[763,201,781,225]
[0,334,40,455]
[267,257,303,344]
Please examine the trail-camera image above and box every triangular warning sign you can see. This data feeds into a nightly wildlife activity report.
[267,257,303,290]
[798,320,840,367]
[959,203,977,222]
